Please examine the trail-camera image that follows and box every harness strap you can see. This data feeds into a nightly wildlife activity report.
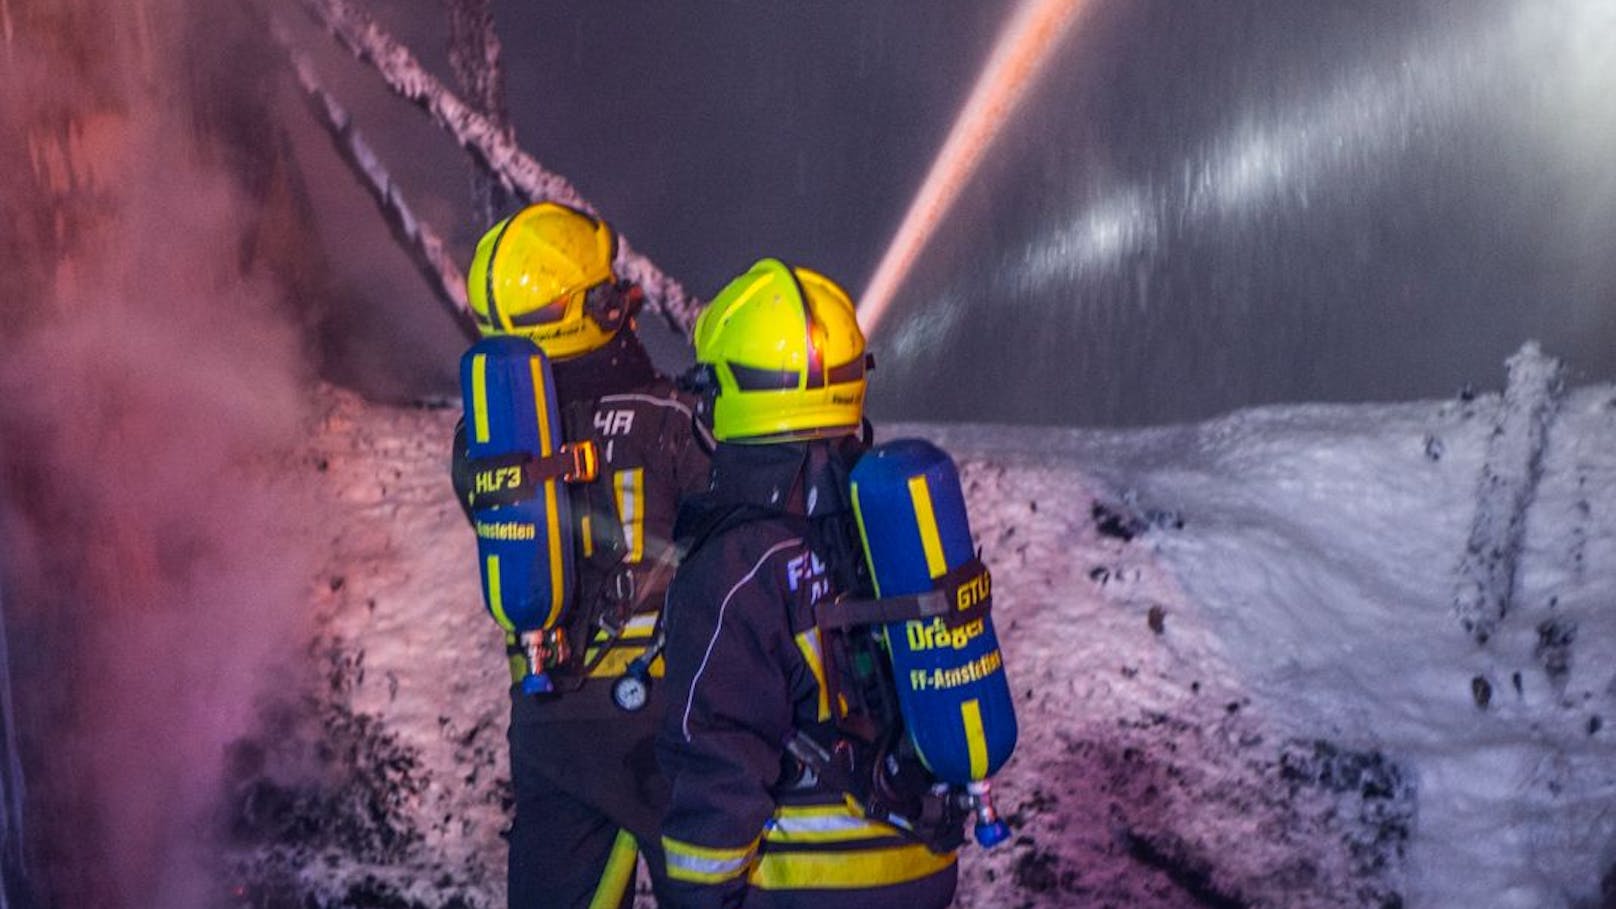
[814,558,991,630]
[467,440,600,510]
[783,729,948,843]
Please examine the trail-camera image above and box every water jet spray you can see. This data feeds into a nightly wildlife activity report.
[858,0,1087,335]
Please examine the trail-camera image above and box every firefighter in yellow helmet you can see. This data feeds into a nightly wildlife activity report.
[656,259,959,908]
[467,201,627,360]
[451,202,712,909]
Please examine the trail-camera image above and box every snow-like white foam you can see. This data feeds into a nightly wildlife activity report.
[234,378,1616,907]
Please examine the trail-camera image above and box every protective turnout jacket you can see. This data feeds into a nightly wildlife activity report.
[657,438,959,909]
[452,330,712,909]
[453,331,713,716]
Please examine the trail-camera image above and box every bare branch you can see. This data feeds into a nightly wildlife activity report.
[271,17,480,341]
[294,0,701,335]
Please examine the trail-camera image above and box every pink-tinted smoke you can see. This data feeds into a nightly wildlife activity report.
[0,1,318,905]
[858,0,1089,335]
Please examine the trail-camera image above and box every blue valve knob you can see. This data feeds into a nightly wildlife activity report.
[966,780,1010,849]
[520,671,555,696]
[974,818,1011,848]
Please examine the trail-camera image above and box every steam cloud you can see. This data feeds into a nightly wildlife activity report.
[1,0,320,904]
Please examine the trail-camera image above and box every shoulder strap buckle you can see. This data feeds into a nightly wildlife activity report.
[554,439,599,484]
[519,438,599,485]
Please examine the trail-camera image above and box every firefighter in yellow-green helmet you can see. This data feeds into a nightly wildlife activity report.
[451,202,712,909]
[688,260,868,443]
[656,260,959,908]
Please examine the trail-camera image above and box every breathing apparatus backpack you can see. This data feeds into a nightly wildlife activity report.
[458,335,625,695]
[787,437,1018,851]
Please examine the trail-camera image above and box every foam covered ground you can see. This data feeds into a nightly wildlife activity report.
[228,370,1616,908]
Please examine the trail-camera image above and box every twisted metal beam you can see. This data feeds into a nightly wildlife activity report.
[272,17,479,340]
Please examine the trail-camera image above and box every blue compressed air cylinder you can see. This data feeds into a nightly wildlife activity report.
[458,336,576,652]
[850,438,1017,784]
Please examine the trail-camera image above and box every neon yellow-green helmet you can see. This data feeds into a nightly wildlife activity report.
[467,202,624,359]
[693,258,869,443]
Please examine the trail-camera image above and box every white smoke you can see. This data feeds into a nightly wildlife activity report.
[0,0,319,904]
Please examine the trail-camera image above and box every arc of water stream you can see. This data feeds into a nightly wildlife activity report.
[858,0,1089,335]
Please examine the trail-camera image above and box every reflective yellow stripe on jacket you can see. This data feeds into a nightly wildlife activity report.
[504,614,668,685]
[752,803,956,890]
[587,830,639,909]
[792,629,831,722]
[664,801,958,890]
[750,841,956,890]
[584,612,666,680]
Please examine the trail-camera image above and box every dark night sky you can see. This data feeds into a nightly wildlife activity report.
[289,0,1616,426]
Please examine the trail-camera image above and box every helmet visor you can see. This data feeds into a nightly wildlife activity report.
[497,295,572,328]
[723,353,870,392]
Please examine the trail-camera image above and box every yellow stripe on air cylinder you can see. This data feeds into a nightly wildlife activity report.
[907,474,949,579]
[543,480,565,627]
[961,698,989,779]
[471,354,491,444]
[485,554,514,631]
[849,482,884,597]
[530,358,554,456]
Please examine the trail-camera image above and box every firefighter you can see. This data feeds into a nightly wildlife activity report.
[452,202,712,909]
[657,259,959,908]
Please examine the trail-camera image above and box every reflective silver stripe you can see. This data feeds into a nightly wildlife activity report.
[623,613,658,633]
[663,836,758,884]
[597,391,714,447]
[614,468,645,563]
[665,850,751,883]
[766,807,897,843]
[590,611,659,645]
[598,392,694,417]
[681,538,802,741]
